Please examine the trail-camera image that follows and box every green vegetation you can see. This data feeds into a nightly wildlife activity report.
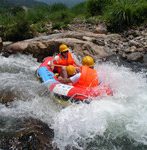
[86,0,112,16]
[71,2,87,16]
[0,0,146,41]
[104,0,147,31]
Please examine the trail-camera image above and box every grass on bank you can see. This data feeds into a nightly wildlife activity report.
[103,0,147,31]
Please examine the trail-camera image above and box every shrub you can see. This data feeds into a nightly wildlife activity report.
[26,5,50,23]
[52,22,67,30]
[48,10,73,29]
[10,6,25,15]
[71,2,87,16]
[86,0,112,16]
[4,19,33,41]
[49,3,68,12]
[134,0,147,23]
[31,22,48,33]
[85,16,105,24]
[104,0,147,31]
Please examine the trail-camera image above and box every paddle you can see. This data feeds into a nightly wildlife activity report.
[47,61,80,69]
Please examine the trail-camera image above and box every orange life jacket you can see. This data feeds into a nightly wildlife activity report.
[54,52,75,65]
[73,66,99,88]
[53,52,76,74]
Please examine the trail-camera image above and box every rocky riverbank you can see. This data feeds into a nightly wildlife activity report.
[0,24,147,66]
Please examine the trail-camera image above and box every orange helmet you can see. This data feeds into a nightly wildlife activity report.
[82,56,94,67]
[66,65,76,76]
[59,44,69,53]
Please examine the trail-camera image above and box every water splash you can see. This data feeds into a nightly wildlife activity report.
[0,54,147,150]
[0,54,60,125]
[52,62,147,149]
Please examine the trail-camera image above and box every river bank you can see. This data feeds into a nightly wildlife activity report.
[0,24,147,65]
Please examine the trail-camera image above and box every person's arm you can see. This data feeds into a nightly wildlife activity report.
[52,55,60,64]
[69,73,81,84]
[58,77,72,84]
[47,55,60,69]
[58,73,81,84]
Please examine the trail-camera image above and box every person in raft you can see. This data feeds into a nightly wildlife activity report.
[58,56,99,88]
[49,44,80,77]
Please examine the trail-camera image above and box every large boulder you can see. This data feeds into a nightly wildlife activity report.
[3,31,110,61]
[3,41,29,54]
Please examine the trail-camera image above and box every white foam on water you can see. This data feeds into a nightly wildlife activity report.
[1,54,147,150]
[0,54,60,125]
[52,62,147,149]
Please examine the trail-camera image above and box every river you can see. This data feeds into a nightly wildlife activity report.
[0,54,147,150]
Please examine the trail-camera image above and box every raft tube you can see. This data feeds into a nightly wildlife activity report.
[37,57,113,103]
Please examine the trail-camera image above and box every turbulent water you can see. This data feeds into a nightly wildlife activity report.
[0,54,147,150]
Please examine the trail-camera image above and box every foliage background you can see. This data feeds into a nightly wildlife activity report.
[0,0,146,41]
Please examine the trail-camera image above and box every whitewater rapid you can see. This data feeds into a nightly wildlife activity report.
[0,54,147,150]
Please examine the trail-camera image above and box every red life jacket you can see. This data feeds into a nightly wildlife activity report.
[53,52,76,74]
[73,66,99,88]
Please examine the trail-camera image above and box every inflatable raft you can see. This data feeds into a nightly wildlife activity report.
[37,57,112,105]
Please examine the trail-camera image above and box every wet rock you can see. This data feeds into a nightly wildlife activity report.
[94,24,107,34]
[126,52,143,62]
[0,118,55,150]
[124,46,137,53]
[123,29,140,38]
[2,51,11,57]
[0,37,2,51]
[129,40,142,48]
[17,119,55,150]
[106,34,122,40]
[80,42,108,58]
[3,41,29,54]
[0,90,18,105]
[137,47,145,52]
[3,41,13,47]
[83,50,91,56]
[92,37,105,46]
[143,53,147,65]
[82,36,95,42]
